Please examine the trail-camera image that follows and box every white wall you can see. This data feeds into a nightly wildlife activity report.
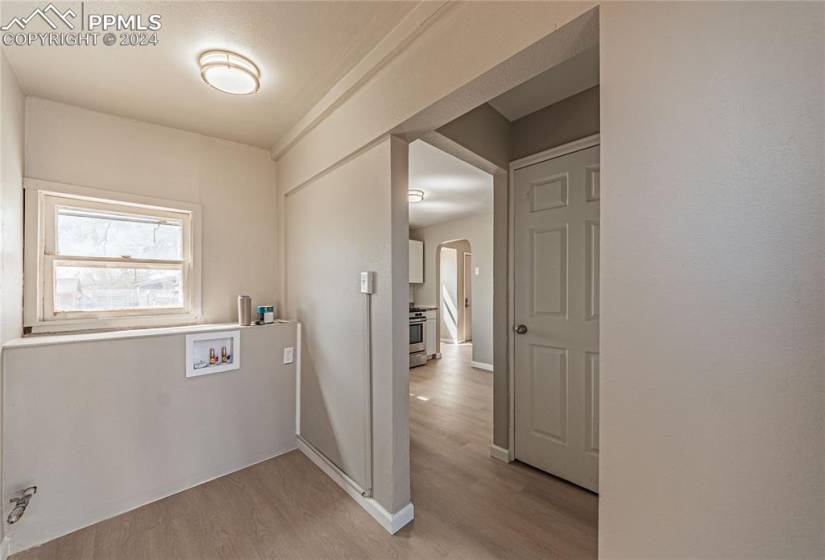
[1,53,24,345]
[284,137,410,516]
[0,49,25,556]
[411,212,494,365]
[599,3,825,558]
[2,323,298,554]
[6,96,290,554]
[25,98,279,324]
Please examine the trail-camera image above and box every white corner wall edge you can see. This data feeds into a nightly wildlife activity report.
[7,447,296,555]
[490,444,513,463]
[296,437,414,534]
[470,361,494,372]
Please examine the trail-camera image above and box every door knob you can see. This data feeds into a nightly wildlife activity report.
[514,324,528,334]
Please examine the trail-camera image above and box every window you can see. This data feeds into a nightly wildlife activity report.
[24,180,201,333]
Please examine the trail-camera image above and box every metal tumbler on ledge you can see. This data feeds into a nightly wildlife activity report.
[237,295,252,326]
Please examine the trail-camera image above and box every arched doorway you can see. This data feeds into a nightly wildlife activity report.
[436,239,472,348]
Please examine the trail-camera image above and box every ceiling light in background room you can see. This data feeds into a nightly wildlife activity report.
[199,50,261,95]
[408,189,425,203]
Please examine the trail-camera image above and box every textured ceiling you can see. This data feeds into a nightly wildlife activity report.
[409,140,493,229]
[1,1,416,148]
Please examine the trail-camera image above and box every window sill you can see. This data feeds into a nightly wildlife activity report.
[3,321,295,350]
[26,311,203,335]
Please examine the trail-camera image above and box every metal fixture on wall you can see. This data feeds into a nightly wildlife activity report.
[408,189,425,203]
[7,486,37,524]
[360,272,375,497]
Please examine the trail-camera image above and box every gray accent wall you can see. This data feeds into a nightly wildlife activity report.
[436,103,511,171]
[511,86,599,161]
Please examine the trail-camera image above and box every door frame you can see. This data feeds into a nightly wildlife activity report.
[436,239,472,346]
[462,251,472,342]
[507,133,601,461]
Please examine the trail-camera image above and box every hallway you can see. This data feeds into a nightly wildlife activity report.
[14,344,596,559]
[408,343,598,558]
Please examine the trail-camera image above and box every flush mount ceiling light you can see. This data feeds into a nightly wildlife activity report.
[408,189,425,203]
[199,50,261,95]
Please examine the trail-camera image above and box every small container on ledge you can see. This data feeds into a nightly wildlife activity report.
[256,305,275,324]
[237,295,252,326]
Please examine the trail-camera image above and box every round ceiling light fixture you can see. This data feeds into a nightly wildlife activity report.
[408,189,425,203]
[199,49,261,95]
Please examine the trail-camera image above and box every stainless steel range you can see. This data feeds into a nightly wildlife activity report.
[409,311,428,368]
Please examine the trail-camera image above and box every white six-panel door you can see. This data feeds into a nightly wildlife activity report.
[513,144,599,492]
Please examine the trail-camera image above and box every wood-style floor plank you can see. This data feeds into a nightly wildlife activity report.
[13,343,597,559]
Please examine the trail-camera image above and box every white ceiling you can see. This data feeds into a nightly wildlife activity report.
[1,1,415,148]
[488,45,599,122]
[409,140,493,230]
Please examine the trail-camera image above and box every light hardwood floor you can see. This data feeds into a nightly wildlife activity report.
[14,343,597,559]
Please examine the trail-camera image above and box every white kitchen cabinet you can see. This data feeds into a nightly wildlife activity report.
[425,310,437,357]
[409,239,424,284]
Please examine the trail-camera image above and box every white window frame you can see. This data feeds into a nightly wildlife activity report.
[24,178,202,334]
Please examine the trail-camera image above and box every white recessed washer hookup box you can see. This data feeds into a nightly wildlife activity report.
[186,330,241,377]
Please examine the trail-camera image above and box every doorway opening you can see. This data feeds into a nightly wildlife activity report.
[394,6,600,553]
[407,138,494,375]
[437,239,471,346]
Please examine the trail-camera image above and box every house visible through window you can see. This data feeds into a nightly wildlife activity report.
[24,182,201,333]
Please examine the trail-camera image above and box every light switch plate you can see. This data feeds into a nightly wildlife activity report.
[360,271,375,294]
[283,347,295,365]
[475,266,480,276]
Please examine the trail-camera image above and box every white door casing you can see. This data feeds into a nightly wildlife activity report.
[463,252,473,341]
[512,141,599,492]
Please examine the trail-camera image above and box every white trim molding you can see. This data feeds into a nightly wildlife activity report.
[471,361,494,372]
[509,134,601,172]
[490,444,514,463]
[297,437,414,534]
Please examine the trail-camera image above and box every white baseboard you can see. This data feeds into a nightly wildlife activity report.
[490,444,513,463]
[471,361,494,372]
[297,437,414,534]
